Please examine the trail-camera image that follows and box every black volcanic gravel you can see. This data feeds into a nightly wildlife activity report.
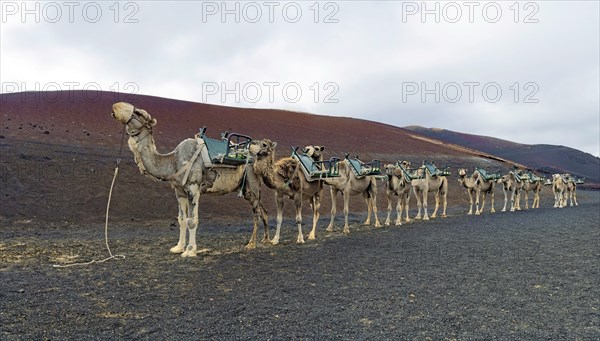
[1,200,599,340]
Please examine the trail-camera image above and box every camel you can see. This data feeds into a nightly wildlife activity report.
[552,174,568,208]
[518,172,543,209]
[457,168,478,215]
[324,156,381,234]
[249,140,325,245]
[563,174,579,206]
[405,161,448,220]
[472,168,497,214]
[111,102,269,257]
[384,163,412,225]
[498,171,523,212]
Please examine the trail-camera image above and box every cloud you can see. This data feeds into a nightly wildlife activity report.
[1,1,598,156]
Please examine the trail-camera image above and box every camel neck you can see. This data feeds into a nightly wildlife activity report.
[459,175,477,188]
[129,133,175,181]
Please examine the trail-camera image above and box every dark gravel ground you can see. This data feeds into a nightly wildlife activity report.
[1,193,599,340]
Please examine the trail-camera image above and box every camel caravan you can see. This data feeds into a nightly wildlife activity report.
[111,102,585,256]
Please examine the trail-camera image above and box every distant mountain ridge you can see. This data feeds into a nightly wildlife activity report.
[404,126,600,184]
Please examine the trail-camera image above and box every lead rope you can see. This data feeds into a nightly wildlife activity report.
[53,125,127,268]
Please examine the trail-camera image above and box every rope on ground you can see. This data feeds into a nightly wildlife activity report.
[53,126,127,268]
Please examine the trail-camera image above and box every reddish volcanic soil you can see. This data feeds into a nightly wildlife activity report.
[1,91,519,223]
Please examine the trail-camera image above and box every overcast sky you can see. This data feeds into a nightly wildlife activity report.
[1,1,599,156]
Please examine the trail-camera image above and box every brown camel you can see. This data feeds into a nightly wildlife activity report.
[249,140,325,244]
[111,102,269,257]
[324,156,381,234]
[562,174,579,206]
[384,163,412,225]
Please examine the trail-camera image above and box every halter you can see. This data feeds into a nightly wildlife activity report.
[125,107,153,143]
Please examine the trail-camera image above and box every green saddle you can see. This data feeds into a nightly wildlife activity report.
[346,155,382,177]
[477,168,502,181]
[424,161,450,177]
[292,147,340,179]
[397,162,421,181]
[199,128,252,166]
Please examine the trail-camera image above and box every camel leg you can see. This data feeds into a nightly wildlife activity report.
[326,187,337,232]
[260,201,270,244]
[502,188,508,212]
[403,194,412,223]
[369,181,381,227]
[296,195,305,244]
[363,195,372,225]
[533,190,539,208]
[395,196,402,226]
[524,190,529,209]
[467,189,474,215]
[414,188,423,220]
[431,191,439,219]
[490,190,496,213]
[510,190,516,212]
[343,191,351,234]
[474,189,480,215]
[171,194,188,254]
[272,194,284,245]
[477,191,485,215]
[422,191,430,221]
[182,185,200,257]
[573,190,578,206]
[243,188,266,250]
[384,191,393,226]
[441,192,447,218]
[307,193,321,240]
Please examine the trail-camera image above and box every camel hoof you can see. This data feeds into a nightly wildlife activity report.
[261,237,270,245]
[441,214,446,218]
[423,216,430,221]
[271,238,280,246]
[467,211,473,215]
[343,228,350,235]
[181,247,197,257]
[307,232,316,240]
[297,237,305,244]
[405,219,412,224]
[375,223,382,228]
[414,216,422,220]
[244,242,256,250]
[384,221,390,226]
[491,209,496,213]
[501,209,506,212]
[475,211,481,216]
[394,221,402,226]
[430,215,436,219]
[170,245,185,254]
[325,226,335,232]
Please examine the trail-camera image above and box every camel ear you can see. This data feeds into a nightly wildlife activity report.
[271,141,277,148]
[150,118,157,127]
[319,146,325,151]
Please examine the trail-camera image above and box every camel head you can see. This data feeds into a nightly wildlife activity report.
[399,160,412,169]
[304,145,325,161]
[111,102,157,136]
[249,139,277,157]
[458,168,468,177]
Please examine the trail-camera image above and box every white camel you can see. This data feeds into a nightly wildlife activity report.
[498,171,522,212]
[325,155,381,234]
[406,161,448,221]
[457,168,478,215]
[111,102,269,257]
